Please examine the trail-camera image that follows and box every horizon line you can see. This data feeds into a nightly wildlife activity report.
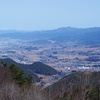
[0,26,100,31]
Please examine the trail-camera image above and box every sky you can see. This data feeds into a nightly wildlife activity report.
[0,0,100,30]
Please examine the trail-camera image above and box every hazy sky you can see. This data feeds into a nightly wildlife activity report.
[0,0,100,30]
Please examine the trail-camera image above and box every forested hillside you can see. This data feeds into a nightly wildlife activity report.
[0,60,100,100]
[0,62,51,100]
[47,71,100,100]
[0,58,57,77]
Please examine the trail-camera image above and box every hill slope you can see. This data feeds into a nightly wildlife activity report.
[0,58,57,75]
[46,71,100,100]
[0,62,51,100]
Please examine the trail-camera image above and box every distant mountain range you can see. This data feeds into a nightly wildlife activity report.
[0,27,100,45]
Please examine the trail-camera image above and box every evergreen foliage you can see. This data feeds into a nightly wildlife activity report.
[9,64,32,87]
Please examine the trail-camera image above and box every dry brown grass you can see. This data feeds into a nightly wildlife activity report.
[0,66,52,100]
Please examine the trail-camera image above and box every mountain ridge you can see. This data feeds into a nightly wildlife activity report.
[0,58,58,82]
[0,27,100,45]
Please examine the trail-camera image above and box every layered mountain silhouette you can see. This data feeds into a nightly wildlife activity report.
[0,58,57,82]
[0,27,100,45]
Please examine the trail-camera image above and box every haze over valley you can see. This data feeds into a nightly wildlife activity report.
[0,0,100,99]
[0,27,100,72]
